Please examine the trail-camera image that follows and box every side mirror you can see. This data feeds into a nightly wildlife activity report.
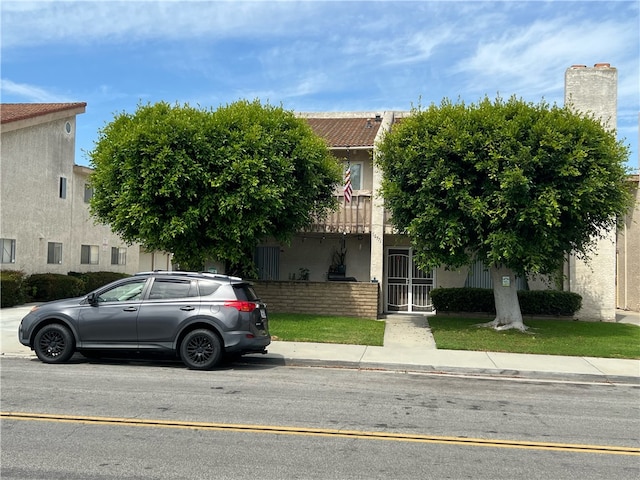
[87,293,99,306]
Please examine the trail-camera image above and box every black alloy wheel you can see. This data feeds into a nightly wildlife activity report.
[33,324,75,364]
[180,329,222,370]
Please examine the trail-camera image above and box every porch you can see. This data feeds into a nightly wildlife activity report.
[306,193,373,234]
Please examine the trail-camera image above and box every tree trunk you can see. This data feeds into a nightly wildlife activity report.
[486,264,527,331]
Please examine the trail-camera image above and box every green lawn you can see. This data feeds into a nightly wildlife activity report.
[268,313,640,359]
[426,317,640,359]
[268,313,385,346]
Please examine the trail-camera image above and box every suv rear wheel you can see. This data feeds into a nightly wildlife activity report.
[180,329,222,370]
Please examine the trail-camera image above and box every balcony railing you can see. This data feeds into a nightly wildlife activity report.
[383,208,399,234]
[306,193,372,234]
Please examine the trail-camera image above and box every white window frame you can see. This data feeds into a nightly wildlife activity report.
[47,242,63,264]
[59,177,67,199]
[111,247,127,265]
[1,238,16,264]
[84,184,94,203]
[343,161,363,191]
[81,244,99,265]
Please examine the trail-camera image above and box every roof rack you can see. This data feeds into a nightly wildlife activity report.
[134,271,243,282]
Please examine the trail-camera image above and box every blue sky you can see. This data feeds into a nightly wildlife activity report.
[2,0,638,171]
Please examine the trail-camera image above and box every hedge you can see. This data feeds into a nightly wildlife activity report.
[0,270,28,308]
[68,271,130,293]
[1,271,133,307]
[431,287,582,317]
[25,274,85,302]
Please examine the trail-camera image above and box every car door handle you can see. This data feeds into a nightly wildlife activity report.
[180,306,195,311]
[123,307,138,312]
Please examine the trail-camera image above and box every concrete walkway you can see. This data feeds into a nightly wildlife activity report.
[2,305,639,384]
[383,314,437,349]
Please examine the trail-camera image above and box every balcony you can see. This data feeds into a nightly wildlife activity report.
[306,192,372,234]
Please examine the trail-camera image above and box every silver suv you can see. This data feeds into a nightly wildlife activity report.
[18,271,270,370]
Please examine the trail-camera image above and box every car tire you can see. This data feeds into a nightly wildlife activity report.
[34,324,75,364]
[180,329,222,370]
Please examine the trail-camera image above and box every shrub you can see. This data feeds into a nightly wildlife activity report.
[431,288,496,313]
[0,270,27,307]
[431,287,582,317]
[68,271,130,293]
[26,273,84,302]
[518,289,582,316]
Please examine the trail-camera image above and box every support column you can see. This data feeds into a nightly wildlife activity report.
[369,112,395,315]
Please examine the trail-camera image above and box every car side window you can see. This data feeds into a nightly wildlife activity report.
[197,279,221,297]
[148,279,197,300]
[97,279,146,303]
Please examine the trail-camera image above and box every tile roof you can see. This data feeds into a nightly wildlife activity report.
[1,103,87,124]
[305,117,381,148]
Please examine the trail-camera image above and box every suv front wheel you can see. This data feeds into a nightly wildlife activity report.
[180,329,222,370]
[34,324,75,364]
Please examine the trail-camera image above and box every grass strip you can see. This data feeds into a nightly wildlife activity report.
[428,316,640,359]
[268,313,384,346]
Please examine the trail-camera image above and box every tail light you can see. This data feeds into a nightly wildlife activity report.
[224,300,257,312]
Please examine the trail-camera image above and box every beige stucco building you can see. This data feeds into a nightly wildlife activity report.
[1,64,637,317]
[253,64,638,318]
[0,103,170,276]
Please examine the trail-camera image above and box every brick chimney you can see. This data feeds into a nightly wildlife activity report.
[565,63,617,131]
[563,63,618,321]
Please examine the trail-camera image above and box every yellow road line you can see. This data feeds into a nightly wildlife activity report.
[2,411,639,456]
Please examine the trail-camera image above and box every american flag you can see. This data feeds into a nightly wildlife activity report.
[343,163,353,203]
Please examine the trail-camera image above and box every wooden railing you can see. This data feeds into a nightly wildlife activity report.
[306,193,372,234]
[383,208,399,234]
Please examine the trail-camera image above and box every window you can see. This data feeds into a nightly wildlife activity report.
[84,184,93,203]
[1,238,16,264]
[465,260,528,290]
[149,279,197,300]
[111,247,127,265]
[254,246,280,280]
[97,279,146,303]
[81,245,99,265]
[47,242,63,264]
[344,162,362,190]
[59,177,67,199]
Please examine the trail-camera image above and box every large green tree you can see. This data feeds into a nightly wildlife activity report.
[89,100,341,274]
[378,96,633,330]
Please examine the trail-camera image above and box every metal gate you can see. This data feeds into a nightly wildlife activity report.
[386,248,434,312]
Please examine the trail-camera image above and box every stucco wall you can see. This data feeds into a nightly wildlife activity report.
[2,116,74,274]
[0,106,156,276]
[269,233,372,283]
[253,280,380,318]
[617,177,640,311]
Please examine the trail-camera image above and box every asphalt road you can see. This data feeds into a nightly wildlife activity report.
[1,356,639,479]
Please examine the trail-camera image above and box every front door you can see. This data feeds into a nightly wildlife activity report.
[386,248,434,312]
[78,278,147,347]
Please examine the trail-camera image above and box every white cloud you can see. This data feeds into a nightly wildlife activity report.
[452,15,638,101]
[0,1,322,48]
[0,79,73,102]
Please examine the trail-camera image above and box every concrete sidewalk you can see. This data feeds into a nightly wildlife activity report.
[264,312,640,384]
[2,305,639,384]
